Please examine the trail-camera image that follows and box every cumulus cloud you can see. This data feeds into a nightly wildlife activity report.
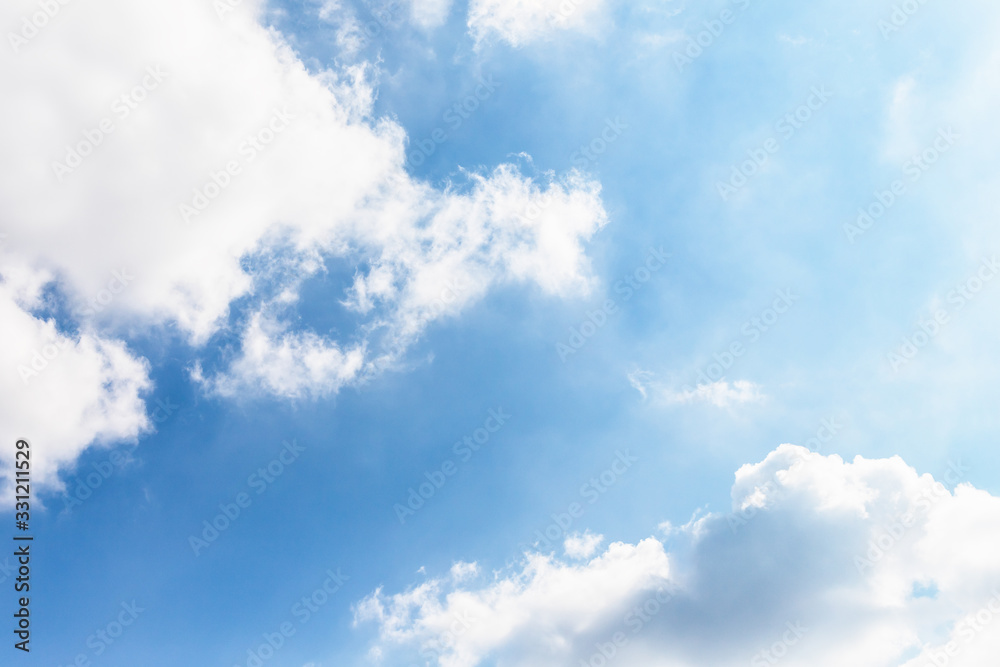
[0,276,151,499]
[0,0,606,493]
[355,445,1000,666]
[355,538,671,667]
[467,0,607,47]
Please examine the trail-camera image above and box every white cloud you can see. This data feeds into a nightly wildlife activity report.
[564,530,604,559]
[467,0,607,47]
[410,0,454,29]
[355,538,671,667]
[0,278,151,498]
[356,445,1000,666]
[628,370,763,408]
[318,0,367,56]
[450,561,480,582]
[666,379,763,407]
[341,166,607,348]
[198,312,367,400]
[0,0,606,492]
[2,0,606,347]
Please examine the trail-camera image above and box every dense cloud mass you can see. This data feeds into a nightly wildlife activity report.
[0,0,607,495]
[356,445,1000,666]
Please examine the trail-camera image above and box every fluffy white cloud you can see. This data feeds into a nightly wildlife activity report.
[196,312,367,399]
[467,0,607,47]
[0,275,150,499]
[341,167,607,348]
[2,0,606,346]
[564,530,604,559]
[355,538,671,667]
[0,0,606,492]
[356,445,1000,666]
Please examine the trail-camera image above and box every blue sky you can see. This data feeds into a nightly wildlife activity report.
[3,0,1000,665]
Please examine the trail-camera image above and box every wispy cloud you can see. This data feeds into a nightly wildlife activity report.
[628,369,764,408]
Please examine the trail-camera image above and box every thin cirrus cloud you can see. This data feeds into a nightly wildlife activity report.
[0,0,607,495]
[355,445,1000,667]
[628,369,764,408]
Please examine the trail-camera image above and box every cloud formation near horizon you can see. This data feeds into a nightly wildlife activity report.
[356,445,1000,667]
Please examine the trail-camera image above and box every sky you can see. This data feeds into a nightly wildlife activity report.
[2,0,1000,665]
